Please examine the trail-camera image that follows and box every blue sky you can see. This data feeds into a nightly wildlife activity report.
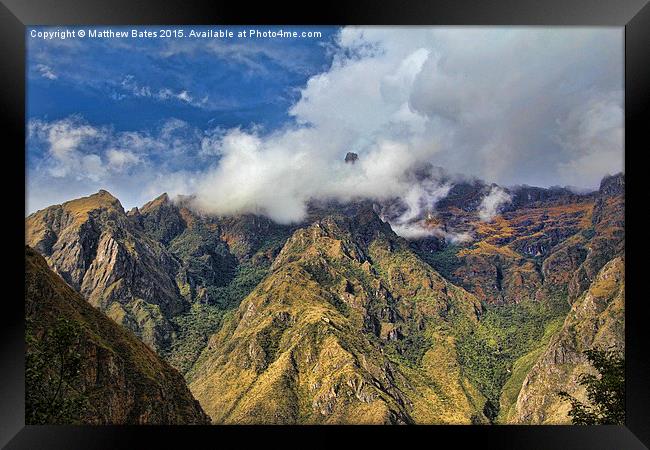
[26,27,624,222]
[28,26,337,136]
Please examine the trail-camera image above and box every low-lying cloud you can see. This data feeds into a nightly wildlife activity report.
[478,186,512,222]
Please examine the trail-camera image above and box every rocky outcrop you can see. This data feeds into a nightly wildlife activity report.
[415,174,624,307]
[25,246,210,424]
[344,152,358,164]
[598,173,625,197]
[138,193,187,245]
[512,257,624,424]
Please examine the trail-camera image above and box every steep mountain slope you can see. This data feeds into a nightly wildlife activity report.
[25,190,185,351]
[385,173,624,421]
[25,246,210,424]
[131,193,293,372]
[24,172,624,425]
[188,206,487,424]
[509,256,625,424]
[25,190,292,360]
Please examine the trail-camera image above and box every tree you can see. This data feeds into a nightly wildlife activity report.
[558,348,624,425]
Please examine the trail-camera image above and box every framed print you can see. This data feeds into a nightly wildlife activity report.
[2,0,649,448]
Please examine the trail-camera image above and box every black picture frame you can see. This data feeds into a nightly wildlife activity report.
[2,0,649,448]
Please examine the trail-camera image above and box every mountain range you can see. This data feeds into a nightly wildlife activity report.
[24,169,625,424]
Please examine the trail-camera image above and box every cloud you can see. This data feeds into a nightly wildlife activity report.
[187,27,622,229]
[159,37,324,76]
[29,117,104,180]
[190,127,450,224]
[36,64,57,80]
[390,221,473,244]
[118,75,208,108]
[478,186,512,222]
[27,27,624,234]
[556,91,624,187]
[26,116,213,212]
[106,149,141,171]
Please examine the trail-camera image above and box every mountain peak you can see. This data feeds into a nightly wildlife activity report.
[61,189,123,215]
[141,192,172,213]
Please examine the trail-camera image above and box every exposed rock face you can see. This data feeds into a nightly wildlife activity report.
[598,173,625,197]
[26,189,294,363]
[135,197,293,306]
[344,152,358,164]
[188,207,486,424]
[512,257,624,424]
[25,190,185,350]
[25,246,210,424]
[138,193,187,245]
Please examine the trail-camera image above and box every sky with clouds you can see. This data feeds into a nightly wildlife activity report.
[27,26,624,220]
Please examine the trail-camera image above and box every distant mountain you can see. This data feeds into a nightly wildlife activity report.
[24,172,625,424]
[25,246,210,424]
[408,173,624,307]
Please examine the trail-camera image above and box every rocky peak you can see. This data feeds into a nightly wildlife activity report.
[344,152,359,164]
[26,190,188,351]
[65,189,124,215]
[141,192,171,213]
[598,173,624,197]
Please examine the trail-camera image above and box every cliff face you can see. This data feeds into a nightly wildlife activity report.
[510,256,624,424]
[25,190,292,353]
[25,246,210,424]
[188,207,486,424]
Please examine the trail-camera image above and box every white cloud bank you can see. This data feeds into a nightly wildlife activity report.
[28,28,624,236]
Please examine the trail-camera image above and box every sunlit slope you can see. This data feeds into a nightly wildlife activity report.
[188,206,487,424]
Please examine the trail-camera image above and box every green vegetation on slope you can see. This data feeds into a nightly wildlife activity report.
[25,246,210,424]
[451,295,569,421]
[167,257,278,374]
[415,244,464,281]
[558,348,625,425]
[164,304,227,374]
[206,259,272,309]
[26,317,88,424]
[169,224,238,297]
[497,317,564,422]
